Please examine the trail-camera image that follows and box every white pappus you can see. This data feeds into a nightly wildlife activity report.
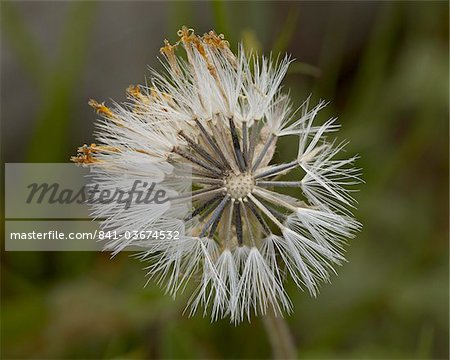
[72,26,362,324]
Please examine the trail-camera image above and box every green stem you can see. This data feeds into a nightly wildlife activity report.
[262,309,297,359]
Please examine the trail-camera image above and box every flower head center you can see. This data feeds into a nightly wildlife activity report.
[224,173,254,200]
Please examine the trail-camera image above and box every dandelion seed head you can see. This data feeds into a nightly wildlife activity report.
[72,27,362,324]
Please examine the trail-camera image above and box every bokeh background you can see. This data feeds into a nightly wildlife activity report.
[1,1,449,359]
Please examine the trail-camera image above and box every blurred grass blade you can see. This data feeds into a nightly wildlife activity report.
[313,7,350,98]
[27,2,97,162]
[167,1,194,39]
[288,62,321,78]
[241,29,262,56]
[1,2,46,86]
[416,323,435,359]
[346,2,400,123]
[272,5,300,55]
[212,0,231,39]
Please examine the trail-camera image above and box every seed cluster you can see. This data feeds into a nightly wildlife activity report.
[224,173,254,200]
[171,114,299,247]
[71,26,361,322]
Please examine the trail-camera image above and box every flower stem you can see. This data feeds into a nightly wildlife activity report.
[262,309,297,359]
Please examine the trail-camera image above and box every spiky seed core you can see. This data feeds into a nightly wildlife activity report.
[225,173,254,200]
[170,114,282,247]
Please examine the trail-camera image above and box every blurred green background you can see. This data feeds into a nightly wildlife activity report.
[1,1,448,359]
